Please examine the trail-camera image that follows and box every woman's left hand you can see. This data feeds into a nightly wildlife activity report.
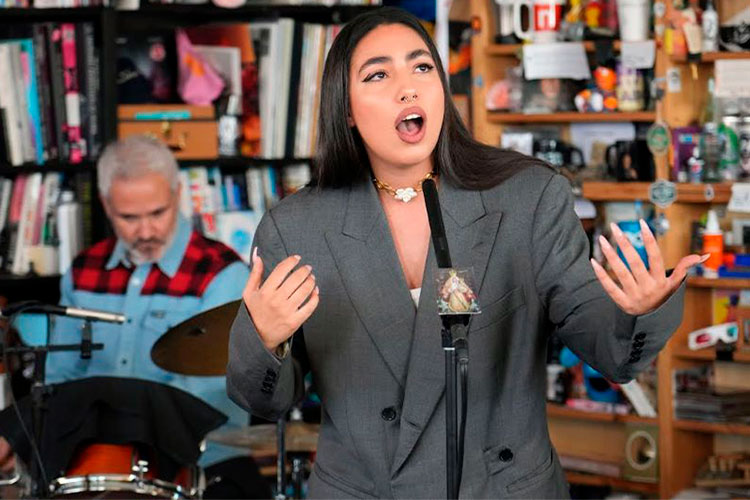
[590,219,709,316]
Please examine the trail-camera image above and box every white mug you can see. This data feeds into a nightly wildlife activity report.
[513,0,565,43]
[617,0,651,42]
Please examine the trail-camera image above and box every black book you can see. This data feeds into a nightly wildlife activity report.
[45,23,69,162]
[284,21,304,159]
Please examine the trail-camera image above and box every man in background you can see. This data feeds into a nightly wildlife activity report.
[0,135,267,498]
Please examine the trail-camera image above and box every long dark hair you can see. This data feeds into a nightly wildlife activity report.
[314,7,539,191]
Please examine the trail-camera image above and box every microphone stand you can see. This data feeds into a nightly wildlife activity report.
[422,178,472,499]
[0,317,103,498]
[441,314,470,500]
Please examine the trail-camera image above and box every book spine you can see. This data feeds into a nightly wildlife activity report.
[46,24,69,162]
[60,23,83,164]
[8,43,34,164]
[33,25,55,161]
[20,40,45,164]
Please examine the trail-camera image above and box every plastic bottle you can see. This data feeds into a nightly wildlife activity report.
[702,209,724,278]
[702,0,719,53]
[56,190,83,275]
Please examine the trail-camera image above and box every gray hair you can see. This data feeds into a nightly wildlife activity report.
[97,135,179,198]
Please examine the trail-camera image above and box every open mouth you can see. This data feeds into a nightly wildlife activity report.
[395,107,426,144]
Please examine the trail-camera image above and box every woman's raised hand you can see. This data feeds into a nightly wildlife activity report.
[591,220,707,316]
[242,248,320,352]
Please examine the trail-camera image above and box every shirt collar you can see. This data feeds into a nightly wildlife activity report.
[105,215,191,278]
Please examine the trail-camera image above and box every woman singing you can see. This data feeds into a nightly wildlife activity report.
[227,7,702,498]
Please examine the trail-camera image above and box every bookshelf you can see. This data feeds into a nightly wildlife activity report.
[547,403,658,426]
[470,0,750,497]
[0,4,377,301]
[564,471,660,495]
[488,111,656,124]
[485,40,624,57]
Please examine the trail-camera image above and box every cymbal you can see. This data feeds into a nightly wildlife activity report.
[206,423,320,453]
[150,300,241,376]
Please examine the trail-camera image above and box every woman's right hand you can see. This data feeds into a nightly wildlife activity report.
[0,437,15,474]
[242,248,320,352]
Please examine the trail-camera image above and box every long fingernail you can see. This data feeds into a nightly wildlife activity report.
[590,258,600,269]
[294,255,301,261]
[252,247,259,261]
[599,234,612,249]
[700,253,711,263]
[639,219,651,234]
[610,222,622,238]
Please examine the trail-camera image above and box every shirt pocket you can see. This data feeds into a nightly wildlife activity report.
[469,286,526,334]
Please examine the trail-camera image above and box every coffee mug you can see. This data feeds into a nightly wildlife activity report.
[606,139,654,181]
[617,0,651,42]
[514,0,565,43]
[534,138,585,171]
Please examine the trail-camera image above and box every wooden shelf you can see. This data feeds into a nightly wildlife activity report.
[0,6,104,21]
[581,182,732,203]
[672,344,750,363]
[671,51,750,63]
[0,161,95,176]
[565,471,659,495]
[547,403,658,425]
[673,419,750,436]
[117,3,377,26]
[687,276,750,289]
[487,111,656,124]
[177,157,312,169]
[487,40,624,57]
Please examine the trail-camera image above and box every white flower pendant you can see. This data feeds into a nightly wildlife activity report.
[395,187,417,203]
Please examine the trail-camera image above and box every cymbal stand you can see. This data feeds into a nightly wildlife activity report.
[275,415,286,500]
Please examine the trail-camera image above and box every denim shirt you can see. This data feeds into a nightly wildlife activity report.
[20,215,250,466]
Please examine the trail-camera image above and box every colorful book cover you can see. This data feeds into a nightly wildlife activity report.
[16,39,45,164]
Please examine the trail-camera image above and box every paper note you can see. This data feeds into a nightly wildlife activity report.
[729,183,750,213]
[522,43,591,80]
[715,60,750,98]
[620,40,656,69]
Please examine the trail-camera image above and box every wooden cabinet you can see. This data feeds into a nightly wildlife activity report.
[469,0,750,496]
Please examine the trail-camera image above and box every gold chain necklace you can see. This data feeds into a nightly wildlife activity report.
[372,171,436,203]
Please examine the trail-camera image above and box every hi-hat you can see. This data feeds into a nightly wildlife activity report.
[206,423,320,453]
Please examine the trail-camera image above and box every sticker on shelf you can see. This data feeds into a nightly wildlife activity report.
[649,179,677,208]
[704,184,715,202]
[666,67,682,93]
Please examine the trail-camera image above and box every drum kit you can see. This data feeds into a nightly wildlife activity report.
[0,301,318,499]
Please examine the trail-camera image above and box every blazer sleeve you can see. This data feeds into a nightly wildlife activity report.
[226,210,306,421]
[531,173,686,383]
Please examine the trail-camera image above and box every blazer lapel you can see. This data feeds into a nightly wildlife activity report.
[392,182,504,475]
[325,181,416,388]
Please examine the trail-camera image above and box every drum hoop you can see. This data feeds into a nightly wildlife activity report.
[49,474,192,499]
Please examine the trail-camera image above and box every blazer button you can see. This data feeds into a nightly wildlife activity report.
[381,407,397,421]
[498,448,513,462]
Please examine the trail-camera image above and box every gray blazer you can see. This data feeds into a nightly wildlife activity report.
[227,164,685,498]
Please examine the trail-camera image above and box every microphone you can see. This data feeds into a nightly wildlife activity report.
[423,179,452,269]
[0,302,126,324]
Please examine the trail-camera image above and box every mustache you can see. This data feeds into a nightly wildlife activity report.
[133,238,165,247]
